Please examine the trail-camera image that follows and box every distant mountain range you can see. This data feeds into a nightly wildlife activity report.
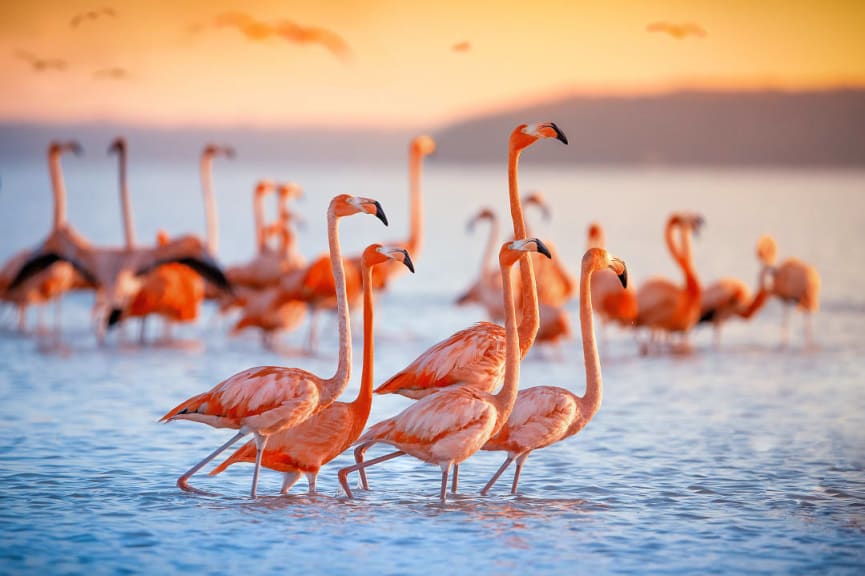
[1,89,863,166]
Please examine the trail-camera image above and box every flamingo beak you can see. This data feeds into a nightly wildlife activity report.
[611,258,628,289]
[107,308,123,328]
[372,201,388,226]
[549,122,568,145]
[401,250,415,273]
[532,238,552,259]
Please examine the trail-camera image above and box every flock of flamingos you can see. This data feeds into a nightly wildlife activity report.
[0,122,820,502]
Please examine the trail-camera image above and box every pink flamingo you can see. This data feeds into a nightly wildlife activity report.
[480,248,627,495]
[635,213,703,353]
[755,234,820,347]
[209,244,414,493]
[338,238,552,502]
[160,194,387,497]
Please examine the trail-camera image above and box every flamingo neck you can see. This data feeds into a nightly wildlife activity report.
[326,209,351,402]
[200,153,218,254]
[406,148,424,257]
[508,143,539,356]
[739,266,771,319]
[482,215,499,276]
[116,147,136,249]
[48,149,67,231]
[351,262,376,417]
[678,225,700,299]
[492,258,521,432]
[576,259,603,423]
[254,188,267,255]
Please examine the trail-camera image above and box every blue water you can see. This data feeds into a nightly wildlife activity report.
[0,159,864,574]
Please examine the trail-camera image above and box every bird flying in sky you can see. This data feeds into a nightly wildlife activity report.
[14,50,67,72]
[70,6,116,28]
[646,21,707,39]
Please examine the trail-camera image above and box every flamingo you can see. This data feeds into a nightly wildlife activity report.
[0,141,90,334]
[160,194,387,497]
[698,236,773,347]
[374,122,568,400]
[456,206,571,346]
[338,238,552,502]
[481,248,628,495]
[587,222,638,337]
[369,135,435,291]
[755,234,820,347]
[210,243,414,493]
[635,213,703,353]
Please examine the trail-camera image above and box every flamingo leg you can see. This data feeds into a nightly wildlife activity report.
[306,310,320,353]
[53,296,63,342]
[250,434,268,498]
[439,462,452,502]
[804,311,815,349]
[139,318,147,344]
[451,464,459,493]
[511,451,531,494]
[480,456,514,496]
[354,444,370,490]
[306,472,317,495]
[338,450,405,498]
[177,430,248,495]
[280,471,301,495]
[781,304,791,346]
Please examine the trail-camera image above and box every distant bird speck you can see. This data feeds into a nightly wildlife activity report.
[70,6,116,28]
[452,41,471,53]
[94,67,128,80]
[14,50,67,72]
[646,21,707,39]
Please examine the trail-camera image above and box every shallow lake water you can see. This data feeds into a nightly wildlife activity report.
[0,160,863,574]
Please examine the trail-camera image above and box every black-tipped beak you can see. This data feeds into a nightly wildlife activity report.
[618,268,628,289]
[68,141,84,156]
[374,201,388,226]
[107,308,123,328]
[550,122,568,145]
[533,239,552,259]
[401,250,415,273]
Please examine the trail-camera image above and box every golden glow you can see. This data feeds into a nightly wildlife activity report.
[2,0,864,128]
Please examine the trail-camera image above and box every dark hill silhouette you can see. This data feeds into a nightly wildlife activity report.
[432,89,865,166]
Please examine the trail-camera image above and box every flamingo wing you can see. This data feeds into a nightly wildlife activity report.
[161,366,321,435]
[374,322,505,398]
[484,386,576,453]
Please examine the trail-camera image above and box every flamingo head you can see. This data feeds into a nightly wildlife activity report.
[49,140,83,157]
[584,248,628,289]
[108,137,126,155]
[156,229,170,247]
[756,234,778,266]
[500,237,552,265]
[362,244,414,273]
[467,207,496,232]
[587,222,605,249]
[411,135,437,157]
[330,194,388,226]
[670,213,705,237]
[278,182,304,200]
[523,191,551,222]
[203,144,236,159]
[511,122,568,151]
[254,180,276,196]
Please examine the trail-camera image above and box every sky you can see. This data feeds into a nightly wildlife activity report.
[1,0,864,129]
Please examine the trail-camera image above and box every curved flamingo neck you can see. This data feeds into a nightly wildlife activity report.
[48,149,67,231]
[351,261,376,416]
[254,188,268,254]
[325,208,351,402]
[406,147,425,257]
[116,146,136,249]
[575,258,603,424]
[508,143,539,356]
[492,257,520,432]
[200,153,218,254]
[739,266,771,319]
[677,224,700,299]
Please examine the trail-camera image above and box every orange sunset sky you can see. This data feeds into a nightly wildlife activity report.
[2,0,864,129]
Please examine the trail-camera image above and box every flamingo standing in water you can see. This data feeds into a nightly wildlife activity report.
[698,236,774,347]
[480,248,627,495]
[635,213,703,353]
[0,141,91,334]
[210,244,414,494]
[754,234,820,347]
[587,223,638,339]
[339,238,552,502]
[160,194,388,497]
[374,122,568,400]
